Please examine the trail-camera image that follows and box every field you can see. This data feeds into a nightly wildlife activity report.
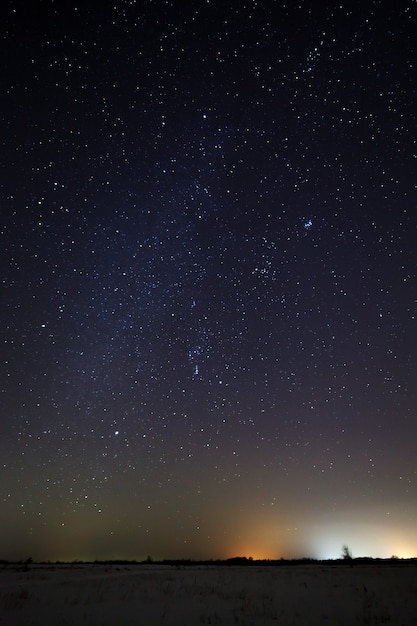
[1,562,416,625]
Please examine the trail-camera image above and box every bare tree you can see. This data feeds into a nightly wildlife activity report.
[341,545,353,560]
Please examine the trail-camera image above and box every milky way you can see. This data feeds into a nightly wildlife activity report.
[1,1,416,561]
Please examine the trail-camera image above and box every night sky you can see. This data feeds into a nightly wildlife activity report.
[1,0,416,562]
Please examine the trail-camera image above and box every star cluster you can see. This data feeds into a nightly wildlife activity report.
[1,0,416,561]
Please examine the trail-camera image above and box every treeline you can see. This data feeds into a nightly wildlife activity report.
[2,556,417,567]
[151,556,417,567]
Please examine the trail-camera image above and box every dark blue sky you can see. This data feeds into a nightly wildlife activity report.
[1,0,416,561]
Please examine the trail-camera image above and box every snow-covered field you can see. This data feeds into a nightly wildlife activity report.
[1,562,416,625]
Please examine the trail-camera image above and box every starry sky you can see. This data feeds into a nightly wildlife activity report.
[1,0,416,562]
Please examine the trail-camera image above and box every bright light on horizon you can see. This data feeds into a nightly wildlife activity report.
[309,520,417,560]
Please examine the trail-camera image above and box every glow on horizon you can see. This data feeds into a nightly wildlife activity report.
[3,498,416,563]
[309,522,417,560]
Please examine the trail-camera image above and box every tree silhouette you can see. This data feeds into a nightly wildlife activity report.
[341,545,353,560]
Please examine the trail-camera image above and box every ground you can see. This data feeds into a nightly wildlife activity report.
[1,562,416,625]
